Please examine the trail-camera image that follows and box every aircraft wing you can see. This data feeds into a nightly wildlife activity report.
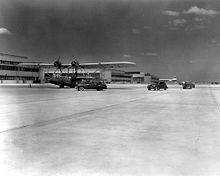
[19,61,136,69]
[79,61,136,69]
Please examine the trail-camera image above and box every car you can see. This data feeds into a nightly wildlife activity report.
[76,79,107,91]
[147,81,168,91]
[181,81,195,89]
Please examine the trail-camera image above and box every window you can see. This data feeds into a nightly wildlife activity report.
[0,64,39,72]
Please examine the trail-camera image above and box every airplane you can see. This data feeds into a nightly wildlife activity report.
[159,76,177,82]
[19,57,136,88]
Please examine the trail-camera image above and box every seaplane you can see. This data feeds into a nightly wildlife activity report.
[19,56,136,88]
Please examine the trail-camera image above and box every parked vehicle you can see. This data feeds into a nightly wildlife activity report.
[147,81,168,91]
[77,79,107,91]
[181,81,195,89]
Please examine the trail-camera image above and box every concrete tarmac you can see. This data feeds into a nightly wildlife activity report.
[0,84,220,176]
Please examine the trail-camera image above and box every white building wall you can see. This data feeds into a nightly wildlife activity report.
[0,70,38,77]
[0,53,39,84]
[101,71,112,82]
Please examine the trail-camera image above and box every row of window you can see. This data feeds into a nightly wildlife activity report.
[133,77,144,81]
[0,75,37,80]
[112,74,131,78]
[0,65,39,72]
[45,73,100,77]
[0,60,20,65]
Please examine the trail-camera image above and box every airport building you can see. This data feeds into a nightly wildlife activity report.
[42,69,159,84]
[0,52,159,84]
[0,53,39,84]
[102,70,132,83]
[126,71,159,84]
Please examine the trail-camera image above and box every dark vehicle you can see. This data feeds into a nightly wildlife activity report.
[77,79,107,91]
[182,81,195,89]
[147,81,168,91]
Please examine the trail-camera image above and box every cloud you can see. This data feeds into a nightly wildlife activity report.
[162,10,180,16]
[183,6,219,16]
[194,17,203,22]
[142,52,158,56]
[207,39,220,47]
[211,39,217,44]
[173,19,187,26]
[123,54,131,58]
[189,60,196,64]
[166,19,187,30]
[0,28,12,35]
[184,17,209,31]
[132,28,140,34]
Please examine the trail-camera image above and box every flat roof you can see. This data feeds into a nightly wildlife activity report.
[0,52,28,59]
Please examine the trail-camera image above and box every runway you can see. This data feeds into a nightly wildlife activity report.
[0,84,220,176]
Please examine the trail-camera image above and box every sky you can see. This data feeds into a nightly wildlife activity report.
[0,0,220,82]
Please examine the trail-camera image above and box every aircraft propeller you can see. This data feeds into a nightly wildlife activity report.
[70,57,79,77]
[54,56,62,73]
[71,57,79,68]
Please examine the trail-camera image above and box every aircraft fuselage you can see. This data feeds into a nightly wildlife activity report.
[49,75,75,88]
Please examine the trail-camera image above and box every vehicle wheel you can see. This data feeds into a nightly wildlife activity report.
[148,88,151,90]
[157,88,160,91]
[59,85,64,88]
[78,87,85,91]
[164,88,167,90]
[97,87,102,91]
